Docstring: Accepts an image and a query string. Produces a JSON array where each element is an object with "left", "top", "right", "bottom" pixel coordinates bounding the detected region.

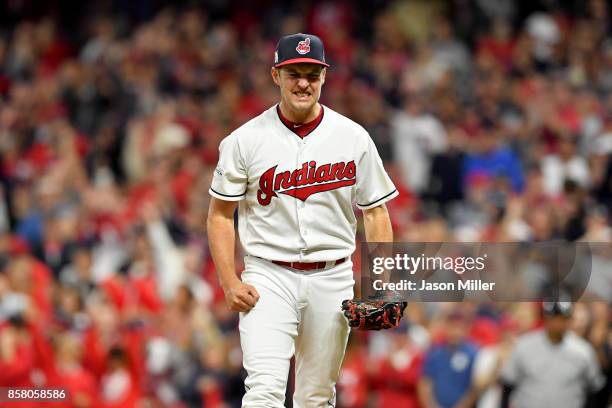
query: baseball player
[{"left": 207, "top": 33, "right": 401, "bottom": 407}]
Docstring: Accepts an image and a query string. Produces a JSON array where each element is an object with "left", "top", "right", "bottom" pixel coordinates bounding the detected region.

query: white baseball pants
[{"left": 239, "top": 255, "right": 354, "bottom": 408}]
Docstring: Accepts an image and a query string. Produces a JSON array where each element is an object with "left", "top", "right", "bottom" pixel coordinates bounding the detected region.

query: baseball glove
[{"left": 341, "top": 299, "right": 407, "bottom": 330}]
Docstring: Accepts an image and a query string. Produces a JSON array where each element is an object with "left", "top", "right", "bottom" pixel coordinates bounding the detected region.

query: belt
[{"left": 270, "top": 257, "right": 347, "bottom": 271}]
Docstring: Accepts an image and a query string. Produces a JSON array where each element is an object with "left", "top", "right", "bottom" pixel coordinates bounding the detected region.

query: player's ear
[
  {"left": 271, "top": 67, "right": 281, "bottom": 86},
  {"left": 320, "top": 67, "right": 326, "bottom": 85}
]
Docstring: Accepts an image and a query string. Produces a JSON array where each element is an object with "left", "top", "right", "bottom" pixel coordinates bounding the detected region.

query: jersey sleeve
[
  {"left": 500, "top": 342, "right": 522, "bottom": 385},
  {"left": 209, "top": 133, "right": 247, "bottom": 201},
  {"left": 355, "top": 135, "right": 398, "bottom": 210}
]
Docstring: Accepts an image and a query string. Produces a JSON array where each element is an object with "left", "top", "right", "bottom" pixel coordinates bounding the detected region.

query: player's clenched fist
[{"left": 224, "top": 282, "right": 260, "bottom": 312}]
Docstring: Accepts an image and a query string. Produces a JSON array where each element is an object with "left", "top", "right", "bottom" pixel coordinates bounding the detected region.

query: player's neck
[{"left": 278, "top": 102, "right": 321, "bottom": 124}]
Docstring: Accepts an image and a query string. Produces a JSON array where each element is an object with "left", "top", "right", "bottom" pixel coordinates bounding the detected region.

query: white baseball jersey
[{"left": 209, "top": 104, "right": 398, "bottom": 262}]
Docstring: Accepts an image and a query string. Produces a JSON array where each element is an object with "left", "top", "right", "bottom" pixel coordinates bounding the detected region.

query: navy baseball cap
[{"left": 273, "top": 33, "right": 330, "bottom": 68}]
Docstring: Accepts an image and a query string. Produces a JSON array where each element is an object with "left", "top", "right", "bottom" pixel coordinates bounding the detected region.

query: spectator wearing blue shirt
[
  {"left": 462, "top": 126, "right": 524, "bottom": 193},
  {"left": 418, "top": 310, "right": 479, "bottom": 408}
]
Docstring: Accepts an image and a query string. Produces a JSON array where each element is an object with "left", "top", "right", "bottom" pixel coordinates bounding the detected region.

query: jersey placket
[{"left": 296, "top": 137, "right": 309, "bottom": 260}]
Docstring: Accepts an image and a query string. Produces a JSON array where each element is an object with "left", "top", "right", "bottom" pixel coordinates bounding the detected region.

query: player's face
[
  {"left": 544, "top": 315, "right": 570, "bottom": 342},
  {"left": 272, "top": 63, "right": 326, "bottom": 118}
]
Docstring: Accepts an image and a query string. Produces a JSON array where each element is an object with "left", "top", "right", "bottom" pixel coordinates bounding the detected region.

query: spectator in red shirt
[
  {"left": 337, "top": 334, "right": 369, "bottom": 408},
  {"left": 0, "top": 316, "right": 36, "bottom": 387},
  {"left": 370, "top": 329, "right": 423, "bottom": 408},
  {"left": 100, "top": 347, "right": 141, "bottom": 408},
  {"left": 44, "top": 333, "right": 97, "bottom": 408}
]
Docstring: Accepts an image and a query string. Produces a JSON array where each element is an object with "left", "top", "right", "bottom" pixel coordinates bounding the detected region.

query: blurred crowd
[{"left": 0, "top": 0, "right": 611, "bottom": 407}]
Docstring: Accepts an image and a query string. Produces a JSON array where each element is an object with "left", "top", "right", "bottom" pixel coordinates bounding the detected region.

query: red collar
[{"left": 277, "top": 105, "right": 324, "bottom": 138}]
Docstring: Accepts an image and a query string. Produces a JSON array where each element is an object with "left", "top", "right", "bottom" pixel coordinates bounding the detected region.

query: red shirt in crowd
[{"left": 369, "top": 348, "right": 423, "bottom": 408}]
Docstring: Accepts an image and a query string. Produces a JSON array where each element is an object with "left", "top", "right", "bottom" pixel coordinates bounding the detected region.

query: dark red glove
[{"left": 341, "top": 300, "right": 407, "bottom": 330}]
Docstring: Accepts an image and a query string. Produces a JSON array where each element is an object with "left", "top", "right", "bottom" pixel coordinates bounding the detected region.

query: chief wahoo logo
[{"left": 296, "top": 37, "right": 311, "bottom": 54}]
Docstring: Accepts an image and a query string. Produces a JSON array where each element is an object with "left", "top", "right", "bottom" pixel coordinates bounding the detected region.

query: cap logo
[
  {"left": 274, "top": 50, "right": 279, "bottom": 63},
  {"left": 296, "top": 37, "right": 311, "bottom": 55}
]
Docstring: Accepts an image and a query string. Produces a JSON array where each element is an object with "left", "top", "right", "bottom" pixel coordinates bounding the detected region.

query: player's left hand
[{"left": 341, "top": 299, "right": 407, "bottom": 330}]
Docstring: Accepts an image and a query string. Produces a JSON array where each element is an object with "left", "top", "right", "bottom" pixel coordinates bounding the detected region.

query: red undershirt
[{"left": 277, "top": 104, "right": 324, "bottom": 138}]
